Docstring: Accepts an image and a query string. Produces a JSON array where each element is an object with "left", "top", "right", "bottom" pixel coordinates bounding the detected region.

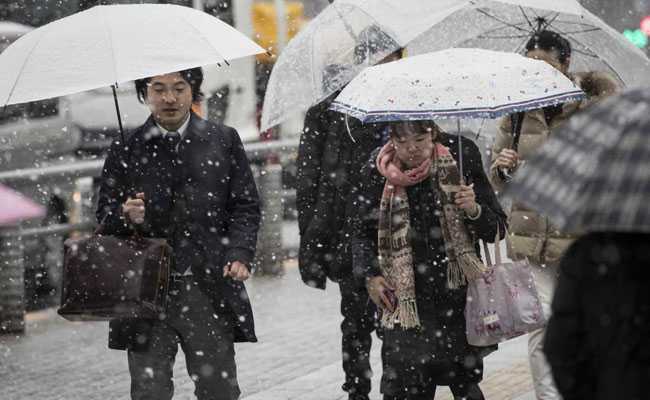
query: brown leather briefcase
[{"left": 58, "top": 234, "right": 171, "bottom": 321}]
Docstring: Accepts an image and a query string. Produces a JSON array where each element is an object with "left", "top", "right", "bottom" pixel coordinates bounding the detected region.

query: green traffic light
[{"left": 624, "top": 29, "right": 648, "bottom": 48}]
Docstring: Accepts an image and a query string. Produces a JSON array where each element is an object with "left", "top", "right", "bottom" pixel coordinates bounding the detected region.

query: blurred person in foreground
[
  {"left": 97, "top": 67, "right": 261, "bottom": 400},
  {"left": 352, "top": 120, "right": 507, "bottom": 400},
  {"left": 544, "top": 233, "right": 650, "bottom": 400},
  {"left": 489, "top": 30, "right": 620, "bottom": 400},
  {"left": 296, "top": 25, "right": 403, "bottom": 400}
]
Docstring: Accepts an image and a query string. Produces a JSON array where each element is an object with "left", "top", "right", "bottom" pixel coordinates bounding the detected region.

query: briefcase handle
[{"left": 95, "top": 210, "right": 145, "bottom": 238}]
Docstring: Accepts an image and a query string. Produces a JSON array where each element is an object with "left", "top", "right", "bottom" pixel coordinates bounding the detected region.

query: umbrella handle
[
  {"left": 457, "top": 119, "right": 463, "bottom": 183},
  {"left": 112, "top": 84, "right": 125, "bottom": 143}
]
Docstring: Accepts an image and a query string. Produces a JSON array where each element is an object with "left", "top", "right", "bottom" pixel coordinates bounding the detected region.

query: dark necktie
[{"left": 165, "top": 131, "right": 181, "bottom": 154}]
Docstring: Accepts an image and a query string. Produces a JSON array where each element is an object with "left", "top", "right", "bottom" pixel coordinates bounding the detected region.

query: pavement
[{"left": 0, "top": 222, "right": 538, "bottom": 400}]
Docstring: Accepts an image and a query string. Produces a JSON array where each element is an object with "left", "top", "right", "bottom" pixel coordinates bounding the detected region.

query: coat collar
[{"left": 140, "top": 112, "right": 210, "bottom": 143}]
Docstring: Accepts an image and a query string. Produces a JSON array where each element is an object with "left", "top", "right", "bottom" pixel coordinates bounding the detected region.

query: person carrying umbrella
[
  {"left": 352, "top": 120, "right": 507, "bottom": 400},
  {"left": 489, "top": 30, "right": 620, "bottom": 399},
  {"left": 296, "top": 25, "right": 403, "bottom": 400},
  {"left": 97, "top": 68, "right": 261, "bottom": 400}
]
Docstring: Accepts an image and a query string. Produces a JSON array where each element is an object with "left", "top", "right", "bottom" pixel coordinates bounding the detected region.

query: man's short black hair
[
  {"left": 525, "top": 30, "right": 572, "bottom": 65},
  {"left": 134, "top": 67, "right": 204, "bottom": 104}
]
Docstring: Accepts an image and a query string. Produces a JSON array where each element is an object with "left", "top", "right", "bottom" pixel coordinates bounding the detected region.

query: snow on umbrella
[
  {"left": 0, "top": 184, "right": 45, "bottom": 226},
  {"left": 503, "top": 88, "right": 650, "bottom": 233},
  {"left": 330, "top": 48, "right": 584, "bottom": 176},
  {"left": 331, "top": 48, "right": 583, "bottom": 122},
  {"left": 0, "top": 3, "right": 265, "bottom": 140},
  {"left": 408, "top": 0, "right": 650, "bottom": 89},
  {"left": 260, "top": 0, "right": 469, "bottom": 131}
]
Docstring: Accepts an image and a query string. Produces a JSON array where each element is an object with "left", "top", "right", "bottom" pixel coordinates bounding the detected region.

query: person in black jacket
[
  {"left": 96, "top": 68, "right": 261, "bottom": 400},
  {"left": 352, "top": 120, "right": 507, "bottom": 400},
  {"left": 296, "top": 47, "right": 402, "bottom": 399},
  {"left": 544, "top": 232, "right": 650, "bottom": 400}
]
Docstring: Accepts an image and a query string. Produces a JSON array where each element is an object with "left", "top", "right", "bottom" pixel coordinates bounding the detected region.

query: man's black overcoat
[{"left": 97, "top": 113, "right": 261, "bottom": 349}]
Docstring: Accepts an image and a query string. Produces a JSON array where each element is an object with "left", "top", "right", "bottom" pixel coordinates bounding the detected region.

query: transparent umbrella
[
  {"left": 408, "top": 0, "right": 650, "bottom": 88},
  {"left": 260, "top": 0, "right": 468, "bottom": 131}
]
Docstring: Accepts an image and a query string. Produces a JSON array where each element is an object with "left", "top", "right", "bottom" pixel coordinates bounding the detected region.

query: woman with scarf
[{"left": 351, "top": 120, "right": 507, "bottom": 400}]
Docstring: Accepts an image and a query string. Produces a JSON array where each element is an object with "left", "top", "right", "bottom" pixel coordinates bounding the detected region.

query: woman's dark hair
[
  {"left": 387, "top": 120, "right": 442, "bottom": 139},
  {"left": 134, "top": 67, "right": 204, "bottom": 104},
  {"left": 525, "top": 30, "right": 572, "bottom": 65}
]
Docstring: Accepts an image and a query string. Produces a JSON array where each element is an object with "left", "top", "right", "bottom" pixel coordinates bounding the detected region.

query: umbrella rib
[
  {"left": 478, "top": 34, "right": 533, "bottom": 39},
  {"left": 543, "top": 13, "right": 560, "bottom": 29},
  {"left": 331, "top": 2, "right": 359, "bottom": 41},
  {"left": 2, "top": 26, "right": 48, "bottom": 105},
  {"left": 561, "top": 33, "right": 627, "bottom": 85},
  {"left": 518, "top": 6, "right": 534, "bottom": 29},
  {"left": 477, "top": 21, "right": 530, "bottom": 36},
  {"left": 476, "top": 8, "right": 530, "bottom": 33},
  {"left": 552, "top": 20, "right": 601, "bottom": 29}
]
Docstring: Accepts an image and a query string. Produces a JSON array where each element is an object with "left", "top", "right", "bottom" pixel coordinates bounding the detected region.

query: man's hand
[
  {"left": 455, "top": 184, "right": 479, "bottom": 217},
  {"left": 366, "top": 276, "right": 396, "bottom": 312},
  {"left": 122, "top": 192, "right": 146, "bottom": 225},
  {"left": 493, "top": 149, "right": 519, "bottom": 171},
  {"left": 223, "top": 261, "right": 251, "bottom": 281}
]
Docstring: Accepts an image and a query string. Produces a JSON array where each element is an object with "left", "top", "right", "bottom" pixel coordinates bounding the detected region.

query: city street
[{"left": 1, "top": 229, "right": 536, "bottom": 400}]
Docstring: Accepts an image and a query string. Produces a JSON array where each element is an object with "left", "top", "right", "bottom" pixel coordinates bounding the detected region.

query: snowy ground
[{"left": 0, "top": 222, "right": 536, "bottom": 400}]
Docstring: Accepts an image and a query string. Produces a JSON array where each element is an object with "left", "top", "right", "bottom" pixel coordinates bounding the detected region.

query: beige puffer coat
[{"left": 490, "top": 71, "right": 620, "bottom": 266}]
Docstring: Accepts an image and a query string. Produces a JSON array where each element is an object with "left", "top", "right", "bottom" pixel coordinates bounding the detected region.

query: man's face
[
  {"left": 526, "top": 48, "right": 570, "bottom": 75},
  {"left": 391, "top": 129, "right": 435, "bottom": 169},
  {"left": 145, "top": 72, "right": 193, "bottom": 130}
]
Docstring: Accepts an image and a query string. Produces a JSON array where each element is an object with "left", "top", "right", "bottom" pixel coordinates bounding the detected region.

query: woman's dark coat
[
  {"left": 97, "top": 113, "right": 261, "bottom": 349},
  {"left": 544, "top": 233, "right": 650, "bottom": 400},
  {"left": 351, "top": 133, "right": 507, "bottom": 362}
]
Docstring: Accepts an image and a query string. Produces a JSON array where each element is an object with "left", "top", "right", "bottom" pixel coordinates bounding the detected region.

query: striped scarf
[{"left": 376, "top": 142, "right": 486, "bottom": 329}]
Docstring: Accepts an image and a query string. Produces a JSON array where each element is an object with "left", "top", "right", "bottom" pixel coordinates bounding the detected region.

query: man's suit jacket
[{"left": 97, "top": 112, "right": 261, "bottom": 349}]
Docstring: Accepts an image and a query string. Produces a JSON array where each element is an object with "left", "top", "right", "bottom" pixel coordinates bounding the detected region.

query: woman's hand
[
  {"left": 493, "top": 149, "right": 519, "bottom": 170},
  {"left": 455, "top": 184, "right": 480, "bottom": 218},
  {"left": 366, "top": 276, "right": 396, "bottom": 312}
]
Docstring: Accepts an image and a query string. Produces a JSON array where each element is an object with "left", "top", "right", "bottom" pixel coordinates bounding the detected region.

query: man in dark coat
[
  {"left": 97, "top": 67, "right": 261, "bottom": 400},
  {"left": 296, "top": 47, "right": 402, "bottom": 399},
  {"left": 544, "top": 233, "right": 650, "bottom": 400}
]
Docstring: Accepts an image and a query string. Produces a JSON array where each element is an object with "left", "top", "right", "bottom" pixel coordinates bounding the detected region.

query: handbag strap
[{"left": 483, "top": 224, "right": 506, "bottom": 268}]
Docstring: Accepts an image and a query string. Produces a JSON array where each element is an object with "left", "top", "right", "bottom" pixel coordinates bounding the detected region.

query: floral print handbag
[{"left": 465, "top": 229, "right": 546, "bottom": 346}]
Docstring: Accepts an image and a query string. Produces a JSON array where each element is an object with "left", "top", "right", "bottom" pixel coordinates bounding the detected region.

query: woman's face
[{"left": 391, "top": 128, "right": 435, "bottom": 169}]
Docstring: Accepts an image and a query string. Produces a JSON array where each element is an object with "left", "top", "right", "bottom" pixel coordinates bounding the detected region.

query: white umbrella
[
  {"left": 0, "top": 4, "right": 264, "bottom": 106},
  {"left": 407, "top": 0, "right": 650, "bottom": 89},
  {"left": 260, "top": 0, "right": 470, "bottom": 131},
  {"left": 330, "top": 48, "right": 584, "bottom": 175},
  {"left": 0, "top": 4, "right": 265, "bottom": 139}
]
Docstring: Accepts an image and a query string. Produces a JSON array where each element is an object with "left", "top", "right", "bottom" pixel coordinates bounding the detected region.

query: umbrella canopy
[
  {"left": 330, "top": 48, "right": 584, "bottom": 123},
  {"left": 0, "top": 184, "right": 45, "bottom": 226},
  {"left": 408, "top": 0, "right": 650, "bottom": 89},
  {"left": 0, "top": 4, "right": 265, "bottom": 106},
  {"left": 260, "top": 0, "right": 469, "bottom": 131},
  {"left": 503, "top": 88, "right": 650, "bottom": 233}
]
